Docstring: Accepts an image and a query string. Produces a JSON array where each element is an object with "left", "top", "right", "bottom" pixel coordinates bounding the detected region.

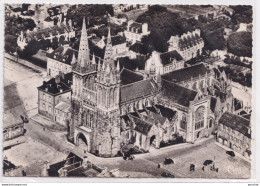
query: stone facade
[
  {"left": 168, "top": 29, "right": 204, "bottom": 61},
  {"left": 124, "top": 20, "right": 150, "bottom": 44},
  {"left": 217, "top": 112, "right": 251, "bottom": 159},
  {"left": 64, "top": 19, "right": 234, "bottom": 157}
]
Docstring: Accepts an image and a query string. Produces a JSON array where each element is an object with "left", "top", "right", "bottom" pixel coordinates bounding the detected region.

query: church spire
[
  {"left": 116, "top": 60, "right": 120, "bottom": 72},
  {"left": 77, "top": 17, "right": 90, "bottom": 67},
  {"left": 103, "top": 26, "right": 114, "bottom": 69},
  {"left": 92, "top": 53, "right": 96, "bottom": 65},
  {"left": 71, "top": 52, "right": 76, "bottom": 65}
]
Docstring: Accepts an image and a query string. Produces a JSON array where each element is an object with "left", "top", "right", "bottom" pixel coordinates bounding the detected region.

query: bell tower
[{"left": 95, "top": 26, "right": 121, "bottom": 157}]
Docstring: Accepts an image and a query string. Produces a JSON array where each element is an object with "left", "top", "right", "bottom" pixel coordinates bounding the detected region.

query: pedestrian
[
  {"left": 202, "top": 166, "right": 205, "bottom": 172},
  {"left": 216, "top": 168, "right": 219, "bottom": 172},
  {"left": 158, "top": 163, "right": 160, "bottom": 168},
  {"left": 43, "top": 127, "right": 45, "bottom": 131}
]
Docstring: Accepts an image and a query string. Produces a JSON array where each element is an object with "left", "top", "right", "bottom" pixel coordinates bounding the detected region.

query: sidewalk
[
  {"left": 215, "top": 141, "right": 251, "bottom": 163},
  {"left": 31, "top": 114, "right": 67, "bottom": 132},
  {"left": 3, "top": 135, "right": 26, "bottom": 149},
  {"left": 4, "top": 53, "right": 45, "bottom": 73}
]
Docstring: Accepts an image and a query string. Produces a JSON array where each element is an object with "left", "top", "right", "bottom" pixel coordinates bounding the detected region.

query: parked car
[
  {"left": 161, "top": 172, "right": 174, "bottom": 178},
  {"left": 226, "top": 150, "right": 235, "bottom": 157}
]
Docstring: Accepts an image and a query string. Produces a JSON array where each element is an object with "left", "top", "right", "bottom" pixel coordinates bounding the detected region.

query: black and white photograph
[{"left": 2, "top": 3, "right": 255, "bottom": 180}]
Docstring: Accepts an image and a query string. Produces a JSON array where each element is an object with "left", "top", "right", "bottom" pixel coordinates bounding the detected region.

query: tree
[
  {"left": 18, "top": 39, "right": 40, "bottom": 58},
  {"left": 227, "top": 31, "right": 252, "bottom": 57}
]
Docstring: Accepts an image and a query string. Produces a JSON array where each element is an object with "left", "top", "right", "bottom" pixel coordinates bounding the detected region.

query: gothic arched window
[
  {"left": 195, "top": 106, "right": 205, "bottom": 130},
  {"left": 180, "top": 114, "right": 187, "bottom": 130},
  {"left": 192, "top": 82, "right": 197, "bottom": 90}
]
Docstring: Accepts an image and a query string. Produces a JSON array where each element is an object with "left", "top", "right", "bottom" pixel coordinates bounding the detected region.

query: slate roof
[
  {"left": 129, "top": 42, "right": 147, "bottom": 55},
  {"left": 162, "top": 63, "right": 210, "bottom": 83},
  {"left": 129, "top": 22, "right": 143, "bottom": 33},
  {"left": 47, "top": 46, "right": 78, "bottom": 65},
  {"left": 26, "top": 24, "right": 73, "bottom": 41},
  {"left": 155, "top": 105, "right": 177, "bottom": 121},
  {"left": 3, "top": 160, "right": 16, "bottom": 172},
  {"left": 120, "top": 68, "right": 143, "bottom": 85},
  {"left": 120, "top": 78, "right": 158, "bottom": 103},
  {"left": 147, "top": 111, "right": 167, "bottom": 124},
  {"left": 159, "top": 79, "right": 197, "bottom": 107},
  {"left": 55, "top": 101, "right": 71, "bottom": 112},
  {"left": 178, "top": 33, "right": 204, "bottom": 51},
  {"left": 219, "top": 112, "right": 251, "bottom": 138},
  {"left": 38, "top": 72, "right": 72, "bottom": 95},
  {"left": 108, "top": 35, "right": 126, "bottom": 46},
  {"left": 160, "top": 50, "right": 183, "bottom": 65},
  {"left": 130, "top": 115, "right": 153, "bottom": 135}
]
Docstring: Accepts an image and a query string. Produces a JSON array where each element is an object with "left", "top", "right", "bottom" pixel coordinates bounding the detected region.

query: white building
[
  {"left": 46, "top": 45, "right": 77, "bottom": 77},
  {"left": 168, "top": 29, "right": 204, "bottom": 61},
  {"left": 145, "top": 50, "right": 185, "bottom": 76},
  {"left": 124, "top": 20, "right": 150, "bottom": 44}
]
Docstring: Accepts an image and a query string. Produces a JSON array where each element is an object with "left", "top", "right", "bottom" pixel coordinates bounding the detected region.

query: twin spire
[{"left": 75, "top": 17, "right": 118, "bottom": 74}]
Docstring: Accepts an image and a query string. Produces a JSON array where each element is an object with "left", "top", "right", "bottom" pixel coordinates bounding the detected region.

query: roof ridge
[
  {"left": 130, "top": 114, "right": 154, "bottom": 126},
  {"left": 162, "top": 79, "right": 198, "bottom": 94},
  {"left": 121, "top": 78, "right": 151, "bottom": 88},
  {"left": 224, "top": 111, "right": 250, "bottom": 122}
]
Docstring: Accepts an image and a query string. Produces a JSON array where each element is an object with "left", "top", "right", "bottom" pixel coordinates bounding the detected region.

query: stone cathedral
[{"left": 68, "top": 18, "right": 234, "bottom": 157}]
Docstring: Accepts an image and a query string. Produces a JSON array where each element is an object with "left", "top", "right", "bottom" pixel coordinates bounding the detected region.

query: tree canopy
[{"left": 227, "top": 31, "right": 252, "bottom": 57}]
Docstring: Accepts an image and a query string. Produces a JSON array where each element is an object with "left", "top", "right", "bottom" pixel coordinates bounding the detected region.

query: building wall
[
  {"left": 38, "top": 89, "right": 71, "bottom": 120},
  {"left": 38, "top": 90, "right": 55, "bottom": 120},
  {"left": 47, "top": 57, "right": 72, "bottom": 78},
  {"left": 54, "top": 109, "right": 69, "bottom": 126},
  {"left": 217, "top": 123, "right": 251, "bottom": 159},
  {"left": 3, "top": 123, "right": 24, "bottom": 141}
]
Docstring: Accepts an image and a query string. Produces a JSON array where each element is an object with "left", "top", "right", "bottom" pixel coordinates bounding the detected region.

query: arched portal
[
  {"left": 150, "top": 135, "right": 156, "bottom": 145},
  {"left": 76, "top": 133, "right": 88, "bottom": 151}
]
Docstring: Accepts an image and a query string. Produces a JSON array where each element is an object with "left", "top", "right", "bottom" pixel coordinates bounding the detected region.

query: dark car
[
  {"left": 161, "top": 172, "right": 174, "bottom": 178},
  {"left": 226, "top": 150, "right": 235, "bottom": 157}
]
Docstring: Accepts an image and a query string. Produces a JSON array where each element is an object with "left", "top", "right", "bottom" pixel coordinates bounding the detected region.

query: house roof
[
  {"left": 55, "top": 101, "right": 71, "bottom": 112},
  {"left": 178, "top": 33, "right": 204, "bottom": 51},
  {"left": 26, "top": 24, "right": 73, "bottom": 41},
  {"left": 147, "top": 111, "right": 167, "bottom": 124},
  {"left": 4, "top": 110, "right": 24, "bottom": 129},
  {"left": 160, "top": 50, "right": 183, "bottom": 65},
  {"left": 120, "top": 78, "right": 158, "bottom": 103},
  {"left": 120, "top": 68, "right": 143, "bottom": 85},
  {"left": 109, "top": 35, "right": 126, "bottom": 46},
  {"left": 129, "top": 42, "right": 147, "bottom": 55},
  {"left": 155, "top": 105, "right": 177, "bottom": 121},
  {"left": 219, "top": 112, "right": 251, "bottom": 138},
  {"left": 159, "top": 79, "right": 197, "bottom": 107},
  {"left": 129, "top": 22, "right": 143, "bottom": 33},
  {"left": 47, "top": 46, "right": 78, "bottom": 65},
  {"left": 162, "top": 63, "right": 210, "bottom": 83},
  {"left": 130, "top": 115, "right": 153, "bottom": 135},
  {"left": 38, "top": 72, "right": 72, "bottom": 95}
]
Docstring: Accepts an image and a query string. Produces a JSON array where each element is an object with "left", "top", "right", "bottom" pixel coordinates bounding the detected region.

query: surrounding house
[
  {"left": 217, "top": 112, "right": 251, "bottom": 159},
  {"left": 37, "top": 72, "right": 72, "bottom": 121},
  {"left": 3, "top": 111, "right": 25, "bottom": 141},
  {"left": 144, "top": 50, "right": 185, "bottom": 75},
  {"left": 46, "top": 45, "right": 77, "bottom": 77},
  {"left": 124, "top": 20, "right": 150, "bottom": 44},
  {"left": 91, "top": 35, "right": 128, "bottom": 56},
  {"left": 46, "top": 152, "right": 110, "bottom": 177},
  {"left": 17, "top": 21, "right": 75, "bottom": 50},
  {"left": 168, "top": 29, "right": 204, "bottom": 61}
]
